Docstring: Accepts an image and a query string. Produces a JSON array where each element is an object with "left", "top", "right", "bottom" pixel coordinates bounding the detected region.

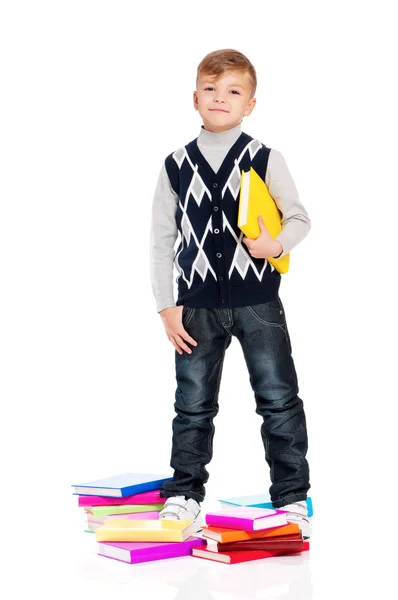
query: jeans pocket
[
  {"left": 182, "top": 306, "right": 195, "bottom": 328},
  {"left": 246, "top": 298, "right": 287, "bottom": 329}
]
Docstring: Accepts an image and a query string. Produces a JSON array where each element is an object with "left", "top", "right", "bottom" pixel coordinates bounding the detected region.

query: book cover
[
  {"left": 238, "top": 167, "right": 290, "bottom": 274},
  {"left": 218, "top": 493, "right": 313, "bottom": 517},
  {"left": 71, "top": 472, "right": 172, "bottom": 498},
  {"left": 95, "top": 518, "right": 201, "bottom": 543},
  {"left": 98, "top": 536, "right": 206, "bottom": 564},
  {"left": 191, "top": 541, "right": 310, "bottom": 564},
  {"left": 205, "top": 506, "right": 288, "bottom": 532},
  {"left": 78, "top": 489, "right": 164, "bottom": 507},
  {"left": 86, "top": 503, "right": 164, "bottom": 517},
  {"left": 206, "top": 535, "right": 304, "bottom": 553},
  {"left": 201, "top": 522, "right": 300, "bottom": 543}
]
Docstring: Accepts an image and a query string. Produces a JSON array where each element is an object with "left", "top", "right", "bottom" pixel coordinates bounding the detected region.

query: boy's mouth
[{"left": 209, "top": 109, "right": 229, "bottom": 113}]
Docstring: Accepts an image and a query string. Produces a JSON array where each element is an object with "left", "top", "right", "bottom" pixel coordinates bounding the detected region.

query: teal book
[{"left": 218, "top": 493, "right": 313, "bottom": 517}]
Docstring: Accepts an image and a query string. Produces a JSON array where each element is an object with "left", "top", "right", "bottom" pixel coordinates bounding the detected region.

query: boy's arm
[
  {"left": 266, "top": 149, "right": 311, "bottom": 258},
  {"left": 150, "top": 163, "right": 179, "bottom": 313}
]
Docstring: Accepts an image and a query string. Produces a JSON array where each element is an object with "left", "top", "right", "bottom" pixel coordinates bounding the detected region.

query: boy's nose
[{"left": 214, "top": 91, "right": 226, "bottom": 102}]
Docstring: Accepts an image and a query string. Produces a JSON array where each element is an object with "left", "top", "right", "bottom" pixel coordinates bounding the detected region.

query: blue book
[
  {"left": 72, "top": 472, "right": 173, "bottom": 498},
  {"left": 218, "top": 493, "right": 313, "bottom": 517}
]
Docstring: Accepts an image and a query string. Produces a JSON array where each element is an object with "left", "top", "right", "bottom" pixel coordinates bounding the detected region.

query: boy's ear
[
  {"left": 193, "top": 91, "right": 198, "bottom": 110},
  {"left": 244, "top": 97, "right": 256, "bottom": 116}
]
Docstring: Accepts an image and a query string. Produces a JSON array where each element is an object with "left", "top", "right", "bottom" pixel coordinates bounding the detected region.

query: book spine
[{"left": 99, "top": 539, "right": 205, "bottom": 564}]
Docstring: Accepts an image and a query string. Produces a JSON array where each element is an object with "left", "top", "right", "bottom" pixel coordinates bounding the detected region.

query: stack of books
[
  {"left": 72, "top": 473, "right": 312, "bottom": 565},
  {"left": 81, "top": 490, "right": 164, "bottom": 533},
  {"left": 72, "top": 472, "right": 170, "bottom": 533},
  {"left": 191, "top": 506, "right": 310, "bottom": 564},
  {"left": 71, "top": 472, "right": 205, "bottom": 564}
]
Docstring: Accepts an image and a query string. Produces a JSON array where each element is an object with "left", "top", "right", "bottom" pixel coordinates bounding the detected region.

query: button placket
[{"left": 211, "top": 178, "right": 227, "bottom": 305}]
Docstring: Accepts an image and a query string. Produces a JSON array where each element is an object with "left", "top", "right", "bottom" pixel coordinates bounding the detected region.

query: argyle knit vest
[{"left": 165, "top": 131, "right": 281, "bottom": 308}]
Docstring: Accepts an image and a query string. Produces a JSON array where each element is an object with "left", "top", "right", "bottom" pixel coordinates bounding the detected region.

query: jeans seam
[{"left": 207, "top": 335, "right": 230, "bottom": 455}]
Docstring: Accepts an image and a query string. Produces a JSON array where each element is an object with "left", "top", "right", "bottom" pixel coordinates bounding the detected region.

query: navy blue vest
[{"left": 165, "top": 131, "right": 281, "bottom": 308}]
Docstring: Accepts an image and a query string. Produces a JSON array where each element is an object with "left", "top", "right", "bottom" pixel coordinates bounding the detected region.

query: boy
[{"left": 149, "top": 49, "right": 311, "bottom": 537}]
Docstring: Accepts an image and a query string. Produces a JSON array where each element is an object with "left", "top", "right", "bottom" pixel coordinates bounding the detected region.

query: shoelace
[
  {"left": 284, "top": 502, "right": 309, "bottom": 523},
  {"left": 160, "top": 502, "right": 188, "bottom": 518}
]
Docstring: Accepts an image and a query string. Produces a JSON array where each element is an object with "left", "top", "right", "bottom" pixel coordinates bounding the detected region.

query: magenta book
[
  {"left": 205, "top": 506, "right": 288, "bottom": 532},
  {"left": 98, "top": 536, "right": 206, "bottom": 564},
  {"left": 78, "top": 489, "right": 164, "bottom": 507}
]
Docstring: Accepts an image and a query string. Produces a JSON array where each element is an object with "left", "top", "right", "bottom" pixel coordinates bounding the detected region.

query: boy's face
[{"left": 193, "top": 70, "right": 256, "bottom": 132}]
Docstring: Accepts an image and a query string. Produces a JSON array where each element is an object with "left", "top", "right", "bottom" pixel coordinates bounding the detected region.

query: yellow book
[
  {"left": 238, "top": 167, "right": 290, "bottom": 274},
  {"left": 95, "top": 518, "right": 200, "bottom": 543}
]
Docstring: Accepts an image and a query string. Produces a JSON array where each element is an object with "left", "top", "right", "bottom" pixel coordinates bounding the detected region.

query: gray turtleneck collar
[
  {"left": 197, "top": 123, "right": 242, "bottom": 149},
  {"left": 196, "top": 123, "right": 242, "bottom": 173}
]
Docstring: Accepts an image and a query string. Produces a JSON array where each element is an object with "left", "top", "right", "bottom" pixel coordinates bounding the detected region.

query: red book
[
  {"left": 191, "top": 541, "right": 310, "bottom": 564},
  {"left": 207, "top": 535, "right": 304, "bottom": 553}
]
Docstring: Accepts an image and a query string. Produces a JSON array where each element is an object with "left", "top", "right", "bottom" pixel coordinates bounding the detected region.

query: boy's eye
[{"left": 204, "top": 87, "right": 240, "bottom": 94}]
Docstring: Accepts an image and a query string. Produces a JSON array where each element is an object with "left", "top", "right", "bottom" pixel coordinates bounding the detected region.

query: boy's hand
[
  {"left": 243, "top": 215, "right": 283, "bottom": 258},
  {"left": 159, "top": 306, "right": 198, "bottom": 355}
]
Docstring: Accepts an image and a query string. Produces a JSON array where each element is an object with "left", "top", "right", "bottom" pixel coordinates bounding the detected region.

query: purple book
[{"left": 98, "top": 535, "right": 206, "bottom": 564}]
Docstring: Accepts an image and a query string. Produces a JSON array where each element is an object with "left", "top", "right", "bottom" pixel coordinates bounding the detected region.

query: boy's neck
[{"left": 198, "top": 122, "right": 242, "bottom": 147}]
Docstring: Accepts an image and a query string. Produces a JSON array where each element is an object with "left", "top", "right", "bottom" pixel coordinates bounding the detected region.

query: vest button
[
  {"left": 218, "top": 275, "right": 224, "bottom": 281},
  {"left": 213, "top": 182, "right": 219, "bottom": 189},
  {"left": 216, "top": 253, "right": 222, "bottom": 258},
  {"left": 214, "top": 228, "right": 219, "bottom": 234},
  {"left": 213, "top": 206, "right": 219, "bottom": 211}
]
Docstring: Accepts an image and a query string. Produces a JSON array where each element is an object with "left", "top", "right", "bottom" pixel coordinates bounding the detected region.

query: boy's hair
[{"left": 196, "top": 49, "right": 257, "bottom": 98}]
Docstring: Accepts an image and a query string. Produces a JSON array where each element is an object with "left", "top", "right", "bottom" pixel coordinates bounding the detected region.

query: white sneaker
[
  {"left": 279, "top": 500, "right": 310, "bottom": 539},
  {"left": 159, "top": 495, "right": 202, "bottom": 523}
]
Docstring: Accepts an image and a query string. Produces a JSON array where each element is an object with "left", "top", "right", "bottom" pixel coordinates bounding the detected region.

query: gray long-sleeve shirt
[{"left": 150, "top": 123, "right": 311, "bottom": 313}]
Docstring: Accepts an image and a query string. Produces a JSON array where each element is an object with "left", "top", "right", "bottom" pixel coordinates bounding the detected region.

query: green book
[{"left": 88, "top": 503, "right": 164, "bottom": 517}]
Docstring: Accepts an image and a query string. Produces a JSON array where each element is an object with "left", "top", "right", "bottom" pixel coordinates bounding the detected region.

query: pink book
[
  {"left": 205, "top": 506, "right": 288, "bottom": 532},
  {"left": 78, "top": 489, "right": 164, "bottom": 507},
  {"left": 98, "top": 536, "right": 206, "bottom": 564}
]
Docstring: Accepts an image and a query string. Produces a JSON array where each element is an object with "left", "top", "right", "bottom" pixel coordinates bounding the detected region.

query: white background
[{"left": 1, "top": 0, "right": 397, "bottom": 597}]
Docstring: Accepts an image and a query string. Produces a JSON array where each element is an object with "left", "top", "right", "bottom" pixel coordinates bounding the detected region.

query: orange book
[{"left": 201, "top": 522, "right": 300, "bottom": 543}]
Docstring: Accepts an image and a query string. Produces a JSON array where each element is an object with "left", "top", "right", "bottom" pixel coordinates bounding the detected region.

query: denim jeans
[{"left": 159, "top": 296, "right": 310, "bottom": 508}]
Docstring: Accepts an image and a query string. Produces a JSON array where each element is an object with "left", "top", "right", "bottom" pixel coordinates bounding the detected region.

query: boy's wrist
[
  {"left": 272, "top": 241, "right": 283, "bottom": 258},
  {"left": 159, "top": 305, "right": 178, "bottom": 317}
]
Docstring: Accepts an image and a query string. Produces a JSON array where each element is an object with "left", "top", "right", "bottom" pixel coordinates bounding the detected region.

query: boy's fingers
[
  {"left": 174, "top": 334, "right": 193, "bottom": 354},
  {"left": 180, "top": 330, "right": 198, "bottom": 346}
]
